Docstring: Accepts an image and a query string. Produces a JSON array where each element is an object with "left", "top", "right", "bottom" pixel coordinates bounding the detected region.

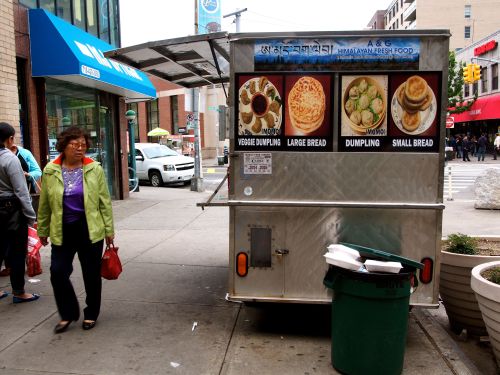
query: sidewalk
[{"left": 0, "top": 185, "right": 498, "bottom": 374}]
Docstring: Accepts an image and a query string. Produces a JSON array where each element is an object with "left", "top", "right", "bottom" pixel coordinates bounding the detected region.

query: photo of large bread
[
  {"left": 288, "top": 76, "right": 326, "bottom": 134},
  {"left": 392, "top": 75, "right": 436, "bottom": 135}
]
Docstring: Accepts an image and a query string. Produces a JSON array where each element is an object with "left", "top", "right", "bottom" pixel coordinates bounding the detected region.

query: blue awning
[{"left": 28, "top": 9, "right": 156, "bottom": 101}]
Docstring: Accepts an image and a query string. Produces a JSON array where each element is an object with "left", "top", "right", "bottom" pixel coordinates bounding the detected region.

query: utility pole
[
  {"left": 223, "top": 8, "right": 247, "bottom": 32},
  {"left": 190, "top": 88, "right": 203, "bottom": 192}
]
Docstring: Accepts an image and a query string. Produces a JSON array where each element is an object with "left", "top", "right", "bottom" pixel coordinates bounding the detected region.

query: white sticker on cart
[{"left": 244, "top": 153, "right": 272, "bottom": 175}]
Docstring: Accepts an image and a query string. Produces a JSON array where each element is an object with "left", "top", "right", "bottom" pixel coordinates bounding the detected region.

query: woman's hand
[
  {"left": 40, "top": 237, "right": 49, "bottom": 246},
  {"left": 105, "top": 235, "right": 115, "bottom": 246}
]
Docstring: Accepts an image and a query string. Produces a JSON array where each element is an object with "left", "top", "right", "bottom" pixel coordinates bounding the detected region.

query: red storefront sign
[
  {"left": 474, "top": 40, "right": 498, "bottom": 56},
  {"left": 452, "top": 93, "right": 500, "bottom": 123}
]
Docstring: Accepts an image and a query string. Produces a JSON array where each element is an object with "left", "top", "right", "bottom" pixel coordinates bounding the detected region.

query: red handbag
[
  {"left": 26, "top": 226, "right": 43, "bottom": 277},
  {"left": 101, "top": 244, "right": 122, "bottom": 280}
]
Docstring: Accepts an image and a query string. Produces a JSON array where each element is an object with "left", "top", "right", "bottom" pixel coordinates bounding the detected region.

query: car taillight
[
  {"left": 236, "top": 252, "right": 248, "bottom": 277},
  {"left": 419, "top": 258, "right": 433, "bottom": 284}
]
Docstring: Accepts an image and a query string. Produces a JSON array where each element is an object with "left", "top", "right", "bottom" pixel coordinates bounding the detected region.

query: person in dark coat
[
  {"left": 477, "top": 133, "right": 488, "bottom": 162},
  {"left": 462, "top": 136, "right": 471, "bottom": 161}
]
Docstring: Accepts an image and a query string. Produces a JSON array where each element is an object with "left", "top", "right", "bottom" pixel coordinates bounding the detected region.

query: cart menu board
[
  {"left": 338, "top": 72, "right": 441, "bottom": 152},
  {"left": 235, "top": 71, "right": 441, "bottom": 153},
  {"left": 236, "top": 73, "right": 333, "bottom": 152}
]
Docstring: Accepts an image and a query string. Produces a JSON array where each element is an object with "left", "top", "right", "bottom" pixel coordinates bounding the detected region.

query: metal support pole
[
  {"left": 128, "top": 119, "right": 139, "bottom": 192},
  {"left": 447, "top": 165, "right": 453, "bottom": 201},
  {"left": 191, "top": 88, "right": 203, "bottom": 192}
]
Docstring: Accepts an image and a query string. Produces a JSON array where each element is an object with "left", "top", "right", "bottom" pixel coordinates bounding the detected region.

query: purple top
[{"left": 62, "top": 167, "right": 85, "bottom": 223}]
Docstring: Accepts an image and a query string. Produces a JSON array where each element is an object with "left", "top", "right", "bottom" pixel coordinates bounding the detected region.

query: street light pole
[
  {"left": 190, "top": 88, "right": 203, "bottom": 192},
  {"left": 125, "top": 109, "right": 139, "bottom": 192}
]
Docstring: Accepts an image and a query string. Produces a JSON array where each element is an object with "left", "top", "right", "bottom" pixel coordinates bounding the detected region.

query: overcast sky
[{"left": 120, "top": 0, "right": 391, "bottom": 47}]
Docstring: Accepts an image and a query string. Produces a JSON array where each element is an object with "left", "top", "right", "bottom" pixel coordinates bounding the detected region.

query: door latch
[{"left": 274, "top": 249, "right": 289, "bottom": 256}]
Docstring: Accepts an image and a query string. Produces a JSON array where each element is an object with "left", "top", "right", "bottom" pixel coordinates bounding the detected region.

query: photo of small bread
[
  {"left": 392, "top": 75, "right": 436, "bottom": 134},
  {"left": 288, "top": 76, "right": 326, "bottom": 134}
]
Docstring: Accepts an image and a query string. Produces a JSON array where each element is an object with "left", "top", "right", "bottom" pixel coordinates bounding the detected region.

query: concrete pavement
[{"left": 0, "top": 173, "right": 498, "bottom": 374}]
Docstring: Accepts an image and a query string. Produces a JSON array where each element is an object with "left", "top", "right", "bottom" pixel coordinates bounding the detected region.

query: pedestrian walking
[
  {"left": 0, "top": 140, "right": 43, "bottom": 276},
  {"left": 470, "top": 136, "right": 477, "bottom": 157},
  {"left": 462, "top": 136, "right": 471, "bottom": 161},
  {"left": 477, "top": 133, "right": 488, "bottom": 162},
  {"left": 494, "top": 133, "right": 500, "bottom": 160},
  {"left": 0, "top": 122, "right": 39, "bottom": 303},
  {"left": 37, "top": 126, "right": 115, "bottom": 333}
]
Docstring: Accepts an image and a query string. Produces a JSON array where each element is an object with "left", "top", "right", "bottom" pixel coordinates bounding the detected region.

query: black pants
[
  {"left": 0, "top": 198, "right": 28, "bottom": 295},
  {"left": 50, "top": 219, "right": 103, "bottom": 322}
]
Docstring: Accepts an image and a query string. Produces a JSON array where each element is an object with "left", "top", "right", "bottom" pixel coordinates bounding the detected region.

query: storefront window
[
  {"left": 147, "top": 99, "right": 159, "bottom": 141},
  {"left": 99, "top": 0, "right": 110, "bottom": 44},
  {"left": 492, "top": 64, "right": 498, "bottom": 91},
  {"left": 472, "top": 81, "right": 478, "bottom": 96},
  {"left": 481, "top": 67, "right": 488, "bottom": 93},
  {"left": 20, "top": 0, "right": 37, "bottom": 8},
  {"left": 56, "top": 0, "right": 72, "bottom": 22},
  {"left": 72, "top": 0, "right": 86, "bottom": 30},
  {"left": 39, "top": 0, "right": 55, "bottom": 13},
  {"left": 86, "top": 0, "right": 98, "bottom": 37},
  {"left": 109, "top": 0, "right": 120, "bottom": 46},
  {"left": 45, "top": 78, "right": 117, "bottom": 197}
]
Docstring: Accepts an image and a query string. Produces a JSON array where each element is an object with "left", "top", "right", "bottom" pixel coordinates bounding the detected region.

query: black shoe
[
  {"left": 82, "top": 320, "right": 96, "bottom": 330},
  {"left": 54, "top": 320, "right": 73, "bottom": 334}
]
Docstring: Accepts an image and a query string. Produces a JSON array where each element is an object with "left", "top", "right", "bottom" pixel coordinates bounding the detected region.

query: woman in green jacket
[{"left": 37, "top": 126, "right": 115, "bottom": 334}]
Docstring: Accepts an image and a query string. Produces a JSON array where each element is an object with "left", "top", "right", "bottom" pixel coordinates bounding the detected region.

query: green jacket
[{"left": 37, "top": 155, "right": 114, "bottom": 245}]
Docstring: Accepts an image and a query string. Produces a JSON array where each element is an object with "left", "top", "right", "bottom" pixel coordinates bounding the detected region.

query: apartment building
[{"left": 383, "top": 0, "right": 500, "bottom": 51}]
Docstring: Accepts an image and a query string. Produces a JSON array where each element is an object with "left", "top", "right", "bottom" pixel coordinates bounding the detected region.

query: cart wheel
[{"left": 149, "top": 171, "right": 163, "bottom": 187}]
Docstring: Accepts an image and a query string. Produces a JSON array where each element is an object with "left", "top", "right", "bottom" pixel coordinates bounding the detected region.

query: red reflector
[
  {"left": 419, "top": 258, "right": 433, "bottom": 284},
  {"left": 236, "top": 252, "right": 248, "bottom": 277}
]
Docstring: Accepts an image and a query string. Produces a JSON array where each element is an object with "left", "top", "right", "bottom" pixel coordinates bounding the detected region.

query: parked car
[{"left": 134, "top": 143, "right": 194, "bottom": 187}]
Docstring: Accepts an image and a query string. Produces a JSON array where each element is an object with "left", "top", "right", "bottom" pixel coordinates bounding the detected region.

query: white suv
[{"left": 134, "top": 143, "right": 194, "bottom": 187}]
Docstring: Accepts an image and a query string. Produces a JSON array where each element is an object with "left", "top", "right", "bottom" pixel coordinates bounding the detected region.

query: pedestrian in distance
[
  {"left": 494, "top": 133, "right": 500, "bottom": 160},
  {"left": 455, "top": 135, "right": 463, "bottom": 159},
  {"left": 470, "top": 135, "right": 477, "bottom": 157},
  {"left": 37, "top": 126, "right": 115, "bottom": 334},
  {"left": 0, "top": 122, "right": 39, "bottom": 303},
  {"left": 477, "top": 133, "right": 488, "bottom": 162},
  {"left": 0, "top": 139, "right": 43, "bottom": 276},
  {"left": 462, "top": 136, "right": 471, "bottom": 161}
]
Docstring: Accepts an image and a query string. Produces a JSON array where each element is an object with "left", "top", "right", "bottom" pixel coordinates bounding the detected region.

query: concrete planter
[
  {"left": 471, "top": 261, "right": 500, "bottom": 367},
  {"left": 439, "top": 250, "right": 500, "bottom": 336}
]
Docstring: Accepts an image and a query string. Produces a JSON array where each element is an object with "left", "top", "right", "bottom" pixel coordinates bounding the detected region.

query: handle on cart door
[{"left": 274, "top": 249, "right": 289, "bottom": 256}]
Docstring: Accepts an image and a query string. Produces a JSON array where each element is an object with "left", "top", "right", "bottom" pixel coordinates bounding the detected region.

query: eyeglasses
[{"left": 68, "top": 142, "right": 87, "bottom": 149}]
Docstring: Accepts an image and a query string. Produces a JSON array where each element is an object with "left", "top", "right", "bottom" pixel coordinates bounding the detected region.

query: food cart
[{"left": 107, "top": 30, "right": 450, "bottom": 306}]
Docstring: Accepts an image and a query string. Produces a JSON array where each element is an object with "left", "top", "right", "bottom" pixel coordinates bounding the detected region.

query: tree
[{"left": 448, "top": 51, "right": 477, "bottom": 114}]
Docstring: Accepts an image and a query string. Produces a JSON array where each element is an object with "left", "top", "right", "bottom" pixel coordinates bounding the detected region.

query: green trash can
[{"left": 323, "top": 243, "right": 423, "bottom": 375}]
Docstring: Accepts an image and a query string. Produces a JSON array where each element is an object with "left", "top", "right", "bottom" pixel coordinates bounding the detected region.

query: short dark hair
[
  {"left": 55, "top": 126, "right": 91, "bottom": 152},
  {"left": 0, "top": 122, "right": 15, "bottom": 144}
]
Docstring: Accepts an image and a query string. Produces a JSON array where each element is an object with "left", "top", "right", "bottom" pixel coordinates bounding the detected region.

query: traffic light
[
  {"left": 473, "top": 63, "right": 481, "bottom": 82},
  {"left": 463, "top": 64, "right": 473, "bottom": 84}
]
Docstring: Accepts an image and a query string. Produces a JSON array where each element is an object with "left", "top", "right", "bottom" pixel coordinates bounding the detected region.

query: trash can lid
[{"left": 340, "top": 242, "right": 424, "bottom": 270}]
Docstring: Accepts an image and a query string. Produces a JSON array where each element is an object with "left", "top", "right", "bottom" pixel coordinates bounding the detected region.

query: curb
[{"left": 412, "top": 308, "right": 482, "bottom": 375}]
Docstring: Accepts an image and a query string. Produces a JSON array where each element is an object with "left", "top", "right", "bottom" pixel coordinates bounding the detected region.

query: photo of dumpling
[{"left": 342, "top": 76, "right": 387, "bottom": 135}]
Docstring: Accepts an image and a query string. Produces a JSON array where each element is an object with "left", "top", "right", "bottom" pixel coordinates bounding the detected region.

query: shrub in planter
[
  {"left": 439, "top": 234, "right": 500, "bottom": 336},
  {"left": 471, "top": 261, "right": 500, "bottom": 367}
]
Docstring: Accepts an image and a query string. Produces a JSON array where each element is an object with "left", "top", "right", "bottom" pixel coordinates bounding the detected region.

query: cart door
[{"left": 233, "top": 210, "right": 286, "bottom": 298}]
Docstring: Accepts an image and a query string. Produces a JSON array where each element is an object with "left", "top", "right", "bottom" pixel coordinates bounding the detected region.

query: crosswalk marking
[{"left": 443, "top": 164, "right": 500, "bottom": 199}]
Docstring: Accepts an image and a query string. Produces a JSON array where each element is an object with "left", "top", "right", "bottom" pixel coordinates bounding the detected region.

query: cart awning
[
  {"left": 452, "top": 93, "right": 500, "bottom": 123},
  {"left": 28, "top": 9, "right": 156, "bottom": 101},
  {"left": 103, "top": 32, "right": 230, "bottom": 90}
]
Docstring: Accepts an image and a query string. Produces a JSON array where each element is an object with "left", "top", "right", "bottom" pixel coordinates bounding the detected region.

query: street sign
[
  {"left": 178, "top": 128, "right": 186, "bottom": 133},
  {"left": 187, "top": 113, "right": 194, "bottom": 122},
  {"left": 446, "top": 116, "right": 454, "bottom": 129}
]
